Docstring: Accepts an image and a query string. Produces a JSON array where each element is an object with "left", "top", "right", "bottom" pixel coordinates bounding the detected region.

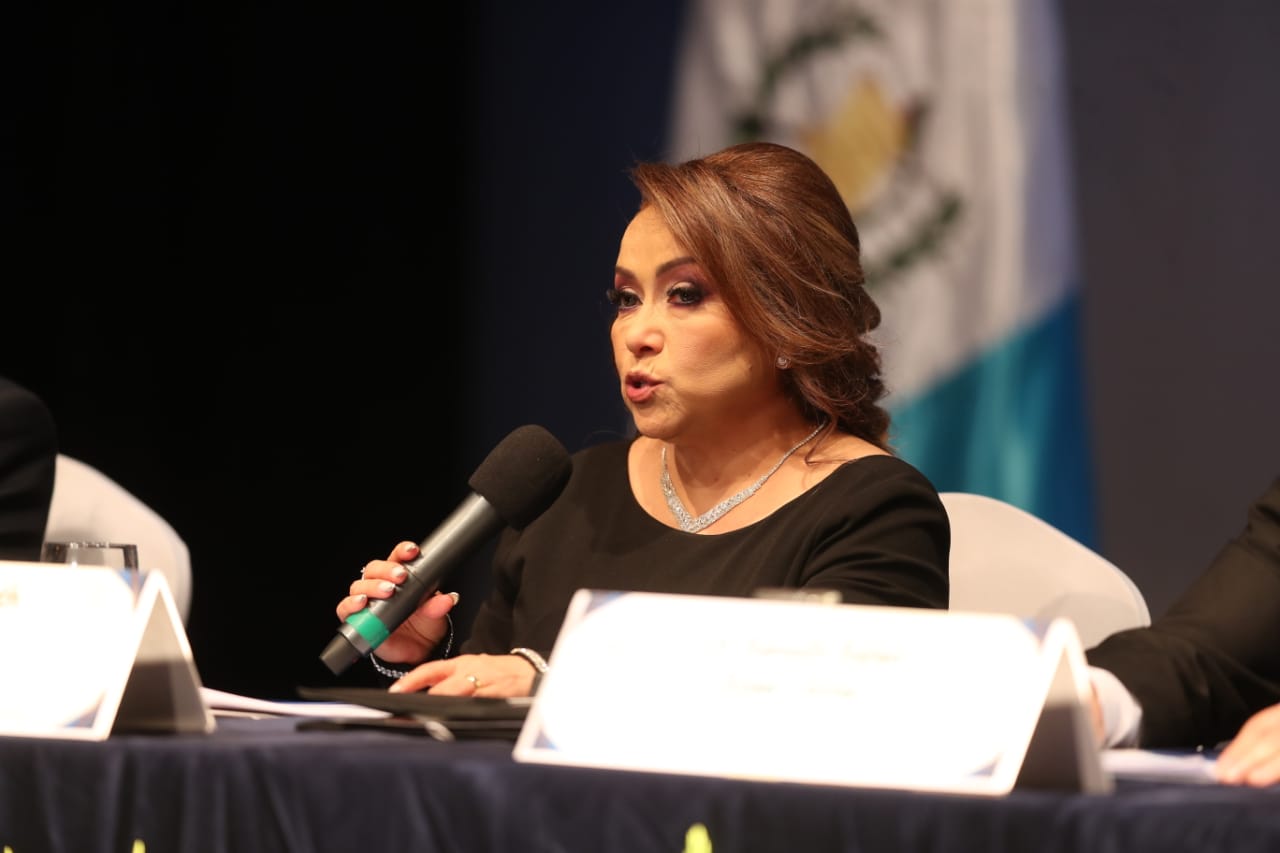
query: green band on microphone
[{"left": 346, "top": 610, "right": 390, "bottom": 647}]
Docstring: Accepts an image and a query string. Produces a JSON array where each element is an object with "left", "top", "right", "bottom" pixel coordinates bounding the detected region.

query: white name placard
[
  {"left": 514, "top": 590, "right": 1109, "bottom": 796},
  {"left": 0, "top": 560, "right": 213, "bottom": 740}
]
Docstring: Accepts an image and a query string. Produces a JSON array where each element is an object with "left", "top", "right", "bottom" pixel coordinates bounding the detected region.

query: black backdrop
[{"left": 7, "top": 5, "right": 474, "bottom": 696}]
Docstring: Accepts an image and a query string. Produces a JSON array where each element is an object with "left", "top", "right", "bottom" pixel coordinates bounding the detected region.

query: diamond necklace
[{"left": 661, "top": 422, "right": 825, "bottom": 533}]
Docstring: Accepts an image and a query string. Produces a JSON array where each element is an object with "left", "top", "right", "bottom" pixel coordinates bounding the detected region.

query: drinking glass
[{"left": 40, "top": 541, "right": 142, "bottom": 594}]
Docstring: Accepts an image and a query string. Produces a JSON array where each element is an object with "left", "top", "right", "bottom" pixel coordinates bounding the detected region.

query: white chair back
[
  {"left": 941, "top": 492, "right": 1150, "bottom": 648},
  {"left": 42, "top": 454, "right": 192, "bottom": 624}
]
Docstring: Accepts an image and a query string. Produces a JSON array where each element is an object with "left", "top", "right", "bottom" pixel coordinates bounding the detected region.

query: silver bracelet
[
  {"left": 369, "top": 655, "right": 412, "bottom": 680},
  {"left": 510, "top": 646, "right": 549, "bottom": 674},
  {"left": 369, "top": 613, "right": 454, "bottom": 680}
]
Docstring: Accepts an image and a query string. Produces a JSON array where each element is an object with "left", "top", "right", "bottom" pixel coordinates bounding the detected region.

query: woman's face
[{"left": 610, "top": 206, "right": 778, "bottom": 441}]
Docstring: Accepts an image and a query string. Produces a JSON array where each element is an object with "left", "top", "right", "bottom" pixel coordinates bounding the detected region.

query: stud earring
[{"left": 775, "top": 355, "right": 791, "bottom": 369}]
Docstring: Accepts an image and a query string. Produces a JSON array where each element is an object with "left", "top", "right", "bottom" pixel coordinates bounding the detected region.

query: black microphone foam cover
[{"left": 467, "top": 424, "right": 572, "bottom": 529}]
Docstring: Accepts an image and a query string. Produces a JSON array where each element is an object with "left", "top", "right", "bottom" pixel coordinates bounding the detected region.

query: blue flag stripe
[{"left": 888, "top": 294, "right": 1097, "bottom": 547}]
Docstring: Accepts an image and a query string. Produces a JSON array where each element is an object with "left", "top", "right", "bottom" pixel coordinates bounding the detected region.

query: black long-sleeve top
[
  {"left": 1087, "top": 476, "right": 1280, "bottom": 748},
  {"left": 461, "top": 439, "right": 950, "bottom": 658}
]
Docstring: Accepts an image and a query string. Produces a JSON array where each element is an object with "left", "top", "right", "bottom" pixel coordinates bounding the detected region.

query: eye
[
  {"left": 605, "top": 288, "right": 641, "bottom": 310},
  {"left": 667, "top": 282, "right": 705, "bottom": 306}
]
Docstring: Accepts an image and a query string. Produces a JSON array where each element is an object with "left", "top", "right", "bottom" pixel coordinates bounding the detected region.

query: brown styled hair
[{"left": 629, "top": 141, "right": 890, "bottom": 450}]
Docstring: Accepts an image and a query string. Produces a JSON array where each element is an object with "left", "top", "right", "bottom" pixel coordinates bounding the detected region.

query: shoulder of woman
[
  {"left": 814, "top": 449, "right": 940, "bottom": 497},
  {"left": 808, "top": 432, "right": 892, "bottom": 467}
]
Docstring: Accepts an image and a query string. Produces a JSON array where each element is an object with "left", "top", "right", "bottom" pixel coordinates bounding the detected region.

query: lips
[{"left": 624, "top": 371, "right": 661, "bottom": 403}]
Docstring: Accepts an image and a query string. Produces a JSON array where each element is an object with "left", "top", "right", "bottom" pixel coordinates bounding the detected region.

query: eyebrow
[{"left": 615, "top": 256, "right": 698, "bottom": 281}]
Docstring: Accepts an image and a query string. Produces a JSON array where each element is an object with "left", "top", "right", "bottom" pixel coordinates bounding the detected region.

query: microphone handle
[{"left": 319, "top": 493, "right": 501, "bottom": 675}]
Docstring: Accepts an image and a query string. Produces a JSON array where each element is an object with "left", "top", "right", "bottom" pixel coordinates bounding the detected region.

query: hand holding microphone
[
  {"left": 337, "top": 541, "right": 460, "bottom": 671},
  {"left": 321, "top": 424, "right": 572, "bottom": 676}
]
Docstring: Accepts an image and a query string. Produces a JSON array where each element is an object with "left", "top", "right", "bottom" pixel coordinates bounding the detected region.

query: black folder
[{"left": 295, "top": 686, "right": 531, "bottom": 741}]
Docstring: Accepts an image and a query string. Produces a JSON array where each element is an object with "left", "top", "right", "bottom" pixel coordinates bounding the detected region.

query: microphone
[{"left": 319, "top": 424, "right": 572, "bottom": 676}]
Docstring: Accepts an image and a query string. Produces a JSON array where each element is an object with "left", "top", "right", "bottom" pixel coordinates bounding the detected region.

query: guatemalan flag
[{"left": 667, "top": 0, "right": 1096, "bottom": 545}]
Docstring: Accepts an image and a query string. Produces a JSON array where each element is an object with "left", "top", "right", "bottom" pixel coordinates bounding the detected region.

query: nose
[{"left": 618, "top": 305, "right": 663, "bottom": 357}]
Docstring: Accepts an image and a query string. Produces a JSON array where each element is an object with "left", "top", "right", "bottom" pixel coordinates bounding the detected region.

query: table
[{"left": 2, "top": 717, "right": 1278, "bottom": 853}]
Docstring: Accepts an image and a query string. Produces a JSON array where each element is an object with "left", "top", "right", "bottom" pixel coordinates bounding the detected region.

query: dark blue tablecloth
[{"left": 1, "top": 716, "right": 1278, "bottom": 853}]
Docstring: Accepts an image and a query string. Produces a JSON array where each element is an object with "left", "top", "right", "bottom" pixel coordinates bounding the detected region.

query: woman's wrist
[
  {"left": 510, "top": 647, "right": 550, "bottom": 695},
  {"left": 369, "top": 613, "right": 455, "bottom": 681},
  {"left": 510, "top": 647, "right": 550, "bottom": 674},
  {"left": 369, "top": 655, "right": 413, "bottom": 680}
]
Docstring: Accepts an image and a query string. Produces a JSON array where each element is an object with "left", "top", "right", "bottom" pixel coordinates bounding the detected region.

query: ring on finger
[{"left": 465, "top": 674, "right": 481, "bottom": 689}]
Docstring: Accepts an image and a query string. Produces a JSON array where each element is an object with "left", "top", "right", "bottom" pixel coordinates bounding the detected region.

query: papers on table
[
  {"left": 200, "top": 687, "right": 390, "bottom": 720},
  {"left": 1102, "top": 748, "right": 1219, "bottom": 784}
]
